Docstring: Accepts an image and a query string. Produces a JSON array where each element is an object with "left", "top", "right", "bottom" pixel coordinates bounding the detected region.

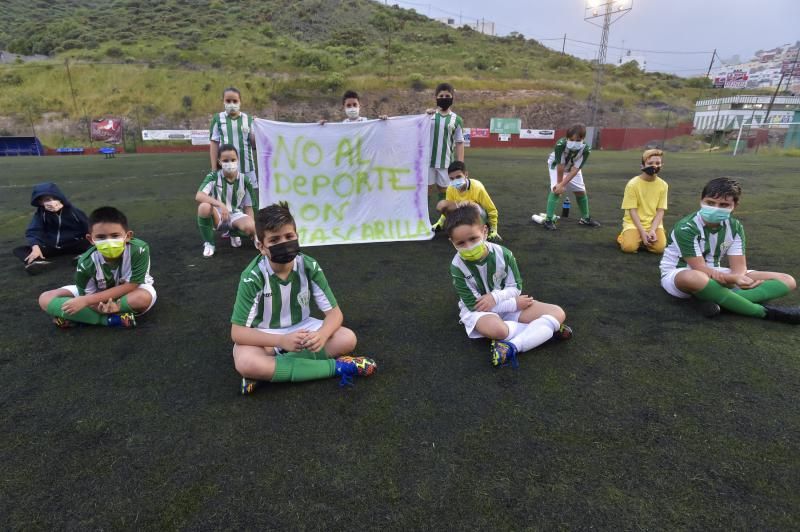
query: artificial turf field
[{"left": 1, "top": 148, "right": 799, "bottom": 529}]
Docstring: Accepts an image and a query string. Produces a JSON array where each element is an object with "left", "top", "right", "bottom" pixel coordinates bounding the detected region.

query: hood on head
[{"left": 31, "top": 182, "right": 70, "bottom": 207}]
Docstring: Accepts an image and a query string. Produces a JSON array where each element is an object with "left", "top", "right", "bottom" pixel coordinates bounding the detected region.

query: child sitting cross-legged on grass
[
  {"left": 446, "top": 202, "right": 572, "bottom": 367},
  {"left": 231, "top": 202, "right": 377, "bottom": 394}
]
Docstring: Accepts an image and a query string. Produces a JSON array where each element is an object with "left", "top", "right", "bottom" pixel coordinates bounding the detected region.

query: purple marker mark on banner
[
  {"left": 413, "top": 118, "right": 425, "bottom": 219},
  {"left": 260, "top": 134, "right": 273, "bottom": 189}
]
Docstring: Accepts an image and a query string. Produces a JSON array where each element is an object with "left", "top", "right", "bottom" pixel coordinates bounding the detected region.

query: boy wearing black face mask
[
  {"left": 426, "top": 83, "right": 465, "bottom": 206},
  {"left": 230, "top": 202, "right": 377, "bottom": 394},
  {"left": 617, "top": 149, "right": 668, "bottom": 253}
]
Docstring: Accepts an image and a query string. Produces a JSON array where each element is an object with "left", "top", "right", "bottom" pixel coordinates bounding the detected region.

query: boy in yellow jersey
[
  {"left": 617, "top": 149, "right": 668, "bottom": 253},
  {"left": 432, "top": 161, "right": 501, "bottom": 240}
]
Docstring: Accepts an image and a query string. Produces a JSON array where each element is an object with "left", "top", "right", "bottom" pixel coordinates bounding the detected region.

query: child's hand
[
  {"left": 473, "top": 293, "right": 496, "bottom": 312},
  {"left": 61, "top": 296, "right": 89, "bottom": 315},
  {"left": 25, "top": 245, "right": 45, "bottom": 264},
  {"left": 425, "top": 108, "right": 436, "bottom": 115},
  {"left": 318, "top": 119, "right": 327, "bottom": 125},
  {"left": 379, "top": 115, "right": 389, "bottom": 120},
  {"left": 552, "top": 183, "right": 566, "bottom": 195},
  {"left": 734, "top": 274, "right": 762, "bottom": 290},
  {"left": 301, "top": 331, "right": 328, "bottom": 353},
  {"left": 709, "top": 269, "right": 729, "bottom": 285},
  {"left": 645, "top": 229, "right": 658, "bottom": 243},
  {"left": 515, "top": 295, "right": 534, "bottom": 310},
  {"left": 281, "top": 330, "right": 309, "bottom": 352},
  {"left": 218, "top": 205, "right": 231, "bottom": 222},
  {"left": 97, "top": 298, "right": 121, "bottom": 314}
]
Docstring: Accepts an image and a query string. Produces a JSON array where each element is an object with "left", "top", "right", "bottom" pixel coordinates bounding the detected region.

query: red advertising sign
[
  {"left": 470, "top": 128, "right": 490, "bottom": 138},
  {"left": 91, "top": 118, "right": 123, "bottom": 144}
]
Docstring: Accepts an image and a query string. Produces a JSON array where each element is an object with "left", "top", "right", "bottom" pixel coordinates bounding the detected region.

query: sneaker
[
  {"left": 230, "top": 236, "right": 242, "bottom": 248},
  {"left": 578, "top": 217, "right": 601, "bottom": 227},
  {"left": 203, "top": 242, "right": 215, "bottom": 258},
  {"left": 542, "top": 220, "right": 557, "bottom": 231},
  {"left": 334, "top": 355, "right": 378, "bottom": 387},
  {"left": 553, "top": 323, "right": 573, "bottom": 340},
  {"left": 763, "top": 305, "right": 800, "bottom": 324},
  {"left": 241, "top": 378, "right": 260, "bottom": 395},
  {"left": 107, "top": 312, "right": 137, "bottom": 328},
  {"left": 491, "top": 340, "right": 519, "bottom": 368},
  {"left": 699, "top": 301, "right": 721, "bottom": 318},
  {"left": 53, "top": 316, "right": 79, "bottom": 329},
  {"left": 25, "top": 260, "right": 54, "bottom": 275}
]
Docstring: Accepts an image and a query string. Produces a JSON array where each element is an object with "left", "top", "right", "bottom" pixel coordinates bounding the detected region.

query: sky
[{"left": 389, "top": 0, "right": 800, "bottom": 76}]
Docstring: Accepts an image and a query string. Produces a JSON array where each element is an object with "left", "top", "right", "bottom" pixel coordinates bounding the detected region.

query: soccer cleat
[
  {"left": 542, "top": 220, "right": 557, "bottom": 231},
  {"left": 241, "top": 377, "right": 260, "bottom": 395},
  {"left": 230, "top": 236, "right": 242, "bottom": 248},
  {"left": 491, "top": 340, "right": 519, "bottom": 368},
  {"left": 431, "top": 220, "right": 444, "bottom": 232},
  {"left": 25, "top": 260, "right": 54, "bottom": 275},
  {"left": 763, "top": 305, "right": 800, "bottom": 324},
  {"left": 107, "top": 312, "right": 137, "bottom": 328},
  {"left": 699, "top": 301, "right": 721, "bottom": 318},
  {"left": 578, "top": 217, "right": 601, "bottom": 227},
  {"left": 334, "top": 355, "right": 378, "bottom": 387},
  {"left": 553, "top": 323, "right": 573, "bottom": 340},
  {"left": 53, "top": 316, "right": 79, "bottom": 329},
  {"left": 203, "top": 242, "right": 215, "bottom": 258}
]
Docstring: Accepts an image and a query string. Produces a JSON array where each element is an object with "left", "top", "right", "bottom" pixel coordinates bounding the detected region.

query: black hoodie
[{"left": 26, "top": 182, "right": 89, "bottom": 248}]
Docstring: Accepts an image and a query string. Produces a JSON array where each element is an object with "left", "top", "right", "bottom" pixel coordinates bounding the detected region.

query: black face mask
[
  {"left": 268, "top": 239, "right": 300, "bottom": 264},
  {"left": 642, "top": 165, "right": 661, "bottom": 176},
  {"left": 436, "top": 97, "right": 453, "bottom": 110}
]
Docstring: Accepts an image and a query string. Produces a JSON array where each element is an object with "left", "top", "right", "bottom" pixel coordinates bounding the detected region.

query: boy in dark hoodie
[{"left": 12, "top": 183, "right": 91, "bottom": 275}]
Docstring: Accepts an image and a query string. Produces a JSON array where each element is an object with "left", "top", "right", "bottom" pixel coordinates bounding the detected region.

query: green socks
[
  {"left": 283, "top": 348, "right": 330, "bottom": 360},
  {"left": 197, "top": 216, "right": 215, "bottom": 244},
  {"left": 695, "top": 280, "right": 766, "bottom": 318},
  {"left": 546, "top": 192, "right": 560, "bottom": 221},
  {"left": 119, "top": 295, "right": 134, "bottom": 314},
  {"left": 270, "top": 356, "right": 336, "bottom": 383},
  {"left": 576, "top": 194, "right": 590, "bottom": 218},
  {"left": 46, "top": 297, "right": 108, "bottom": 326},
  {"left": 735, "top": 279, "right": 790, "bottom": 303}
]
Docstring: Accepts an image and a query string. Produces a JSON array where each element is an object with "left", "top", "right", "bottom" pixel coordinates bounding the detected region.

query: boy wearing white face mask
[
  {"left": 318, "top": 90, "right": 388, "bottom": 124},
  {"left": 196, "top": 144, "right": 256, "bottom": 257},
  {"left": 38, "top": 207, "right": 156, "bottom": 329},
  {"left": 660, "top": 177, "right": 799, "bottom": 323},
  {"left": 209, "top": 87, "right": 258, "bottom": 209},
  {"left": 432, "top": 161, "right": 500, "bottom": 240},
  {"left": 446, "top": 202, "right": 572, "bottom": 368},
  {"left": 541, "top": 123, "right": 601, "bottom": 230},
  {"left": 13, "top": 182, "right": 91, "bottom": 275}
]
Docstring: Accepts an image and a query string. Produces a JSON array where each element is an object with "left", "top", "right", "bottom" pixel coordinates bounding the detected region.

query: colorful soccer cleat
[
  {"left": 553, "top": 323, "right": 573, "bottom": 340},
  {"left": 491, "top": 340, "right": 519, "bottom": 368},
  {"left": 241, "top": 377, "right": 260, "bottom": 395},
  {"left": 107, "top": 312, "right": 137, "bottom": 328},
  {"left": 542, "top": 220, "right": 557, "bottom": 231},
  {"left": 230, "top": 236, "right": 242, "bottom": 248},
  {"left": 53, "top": 316, "right": 79, "bottom": 329},
  {"left": 334, "top": 355, "right": 378, "bottom": 387}
]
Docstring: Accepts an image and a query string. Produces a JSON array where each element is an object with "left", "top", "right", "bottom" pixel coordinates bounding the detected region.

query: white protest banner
[
  {"left": 141, "top": 130, "right": 192, "bottom": 141},
  {"left": 253, "top": 115, "right": 433, "bottom": 246},
  {"left": 519, "top": 129, "right": 555, "bottom": 139}
]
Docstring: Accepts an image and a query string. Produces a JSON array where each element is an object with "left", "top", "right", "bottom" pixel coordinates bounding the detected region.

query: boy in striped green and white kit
[
  {"left": 209, "top": 87, "right": 258, "bottom": 209},
  {"left": 660, "top": 177, "right": 799, "bottom": 323},
  {"left": 427, "top": 82, "right": 464, "bottom": 203},
  {"left": 231, "top": 202, "right": 378, "bottom": 394},
  {"left": 445, "top": 202, "right": 572, "bottom": 368}
]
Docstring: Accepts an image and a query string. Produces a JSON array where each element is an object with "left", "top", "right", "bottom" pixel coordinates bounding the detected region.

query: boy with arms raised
[
  {"left": 446, "top": 202, "right": 572, "bottom": 367},
  {"left": 196, "top": 144, "right": 256, "bottom": 257},
  {"left": 231, "top": 203, "right": 377, "bottom": 394},
  {"left": 426, "top": 83, "right": 464, "bottom": 203},
  {"left": 660, "top": 177, "right": 799, "bottom": 322},
  {"left": 432, "top": 161, "right": 501, "bottom": 240},
  {"left": 38, "top": 207, "right": 156, "bottom": 328},
  {"left": 618, "top": 149, "right": 668, "bottom": 253},
  {"left": 318, "top": 90, "right": 389, "bottom": 124}
]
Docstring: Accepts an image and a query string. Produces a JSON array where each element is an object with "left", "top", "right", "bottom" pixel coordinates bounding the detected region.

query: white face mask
[
  {"left": 345, "top": 107, "right": 360, "bottom": 119},
  {"left": 43, "top": 199, "right": 64, "bottom": 212},
  {"left": 221, "top": 161, "right": 239, "bottom": 173},
  {"left": 224, "top": 102, "right": 240, "bottom": 115},
  {"left": 566, "top": 140, "right": 585, "bottom": 151}
]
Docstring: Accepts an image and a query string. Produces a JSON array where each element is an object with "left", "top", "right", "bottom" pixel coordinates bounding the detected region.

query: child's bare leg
[
  {"left": 233, "top": 344, "right": 277, "bottom": 380},
  {"left": 38, "top": 288, "right": 74, "bottom": 311},
  {"left": 232, "top": 216, "right": 256, "bottom": 238},
  {"left": 675, "top": 270, "right": 711, "bottom": 293},
  {"left": 518, "top": 301, "right": 566, "bottom": 324},
  {"left": 747, "top": 271, "right": 797, "bottom": 290},
  {"left": 474, "top": 314, "right": 510, "bottom": 340},
  {"left": 323, "top": 326, "right": 357, "bottom": 357},
  {"left": 122, "top": 287, "right": 153, "bottom": 313}
]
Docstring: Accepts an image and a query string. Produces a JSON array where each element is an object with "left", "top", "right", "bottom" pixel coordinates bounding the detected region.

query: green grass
[{"left": 1, "top": 149, "right": 799, "bottom": 529}]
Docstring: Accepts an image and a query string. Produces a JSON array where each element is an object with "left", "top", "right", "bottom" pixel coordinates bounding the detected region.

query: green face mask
[
  {"left": 456, "top": 240, "right": 487, "bottom": 262},
  {"left": 95, "top": 238, "right": 126, "bottom": 259}
]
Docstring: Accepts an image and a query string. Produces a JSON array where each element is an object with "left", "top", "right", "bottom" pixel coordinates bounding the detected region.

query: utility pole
[
  {"left": 561, "top": 33, "right": 567, "bottom": 55},
  {"left": 64, "top": 59, "right": 79, "bottom": 117},
  {"left": 705, "top": 48, "right": 717, "bottom": 80}
]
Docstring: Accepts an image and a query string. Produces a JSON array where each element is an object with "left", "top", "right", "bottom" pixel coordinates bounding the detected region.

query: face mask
[
  {"left": 43, "top": 199, "right": 63, "bottom": 212},
  {"left": 268, "top": 239, "right": 300, "bottom": 264},
  {"left": 456, "top": 239, "right": 487, "bottom": 262},
  {"left": 642, "top": 165, "right": 661, "bottom": 176},
  {"left": 345, "top": 107, "right": 360, "bottom": 119},
  {"left": 436, "top": 97, "right": 453, "bottom": 110},
  {"left": 94, "top": 238, "right": 126, "bottom": 259},
  {"left": 449, "top": 178, "right": 467, "bottom": 190},
  {"left": 220, "top": 161, "right": 238, "bottom": 173},
  {"left": 566, "top": 140, "right": 585, "bottom": 151},
  {"left": 224, "top": 102, "right": 240, "bottom": 115},
  {"left": 699, "top": 204, "right": 732, "bottom": 224}
]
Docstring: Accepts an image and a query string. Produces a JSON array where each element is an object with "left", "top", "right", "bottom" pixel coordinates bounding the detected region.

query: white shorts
[
  {"left": 547, "top": 155, "right": 586, "bottom": 193},
  {"left": 244, "top": 170, "right": 258, "bottom": 189},
  {"left": 214, "top": 209, "right": 250, "bottom": 231},
  {"left": 660, "top": 267, "right": 754, "bottom": 299},
  {"left": 62, "top": 283, "right": 157, "bottom": 314},
  {"left": 428, "top": 168, "right": 449, "bottom": 187},
  {"left": 459, "top": 307, "right": 522, "bottom": 339}
]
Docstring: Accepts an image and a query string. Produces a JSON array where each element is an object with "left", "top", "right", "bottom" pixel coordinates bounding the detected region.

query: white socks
[{"left": 504, "top": 315, "right": 560, "bottom": 352}]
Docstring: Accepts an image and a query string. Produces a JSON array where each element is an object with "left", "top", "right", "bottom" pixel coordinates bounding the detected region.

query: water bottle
[{"left": 561, "top": 197, "right": 571, "bottom": 218}]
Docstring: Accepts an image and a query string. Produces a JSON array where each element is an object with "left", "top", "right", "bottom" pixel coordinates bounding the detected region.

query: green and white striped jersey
[
  {"left": 430, "top": 111, "right": 464, "bottom": 169},
  {"left": 75, "top": 237, "right": 154, "bottom": 294},
  {"left": 198, "top": 170, "right": 254, "bottom": 213},
  {"left": 209, "top": 112, "right": 256, "bottom": 173},
  {"left": 449, "top": 242, "right": 522, "bottom": 311},
  {"left": 660, "top": 212, "right": 746, "bottom": 277},
  {"left": 231, "top": 253, "right": 338, "bottom": 329},
  {"left": 549, "top": 137, "right": 591, "bottom": 171}
]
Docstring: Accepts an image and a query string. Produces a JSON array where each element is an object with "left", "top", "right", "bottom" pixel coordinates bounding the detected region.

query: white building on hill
[
  {"left": 693, "top": 95, "right": 800, "bottom": 132},
  {"left": 710, "top": 42, "right": 800, "bottom": 91},
  {"left": 436, "top": 17, "right": 495, "bottom": 35}
]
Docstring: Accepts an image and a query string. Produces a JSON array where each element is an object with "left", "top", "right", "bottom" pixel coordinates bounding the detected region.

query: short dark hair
[
  {"left": 218, "top": 144, "right": 239, "bottom": 158},
  {"left": 342, "top": 90, "right": 359, "bottom": 103},
  {"left": 445, "top": 202, "right": 483, "bottom": 236},
  {"left": 447, "top": 161, "right": 467, "bottom": 174},
  {"left": 435, "top": 83, "right": 454, "bottom": 95},
  {"left": 256, "top": 202, "right": 296, "bottom": 239},
  {"left": 566, "top": 123, "right": 587, "bottom": 139},
  {"left": 89, "top": 206, "right": 128, "bottom": 230},
  {"left": 222, "top": 87, "right": 241, "bottom": 99},
  {"left": 701, "top": 177, "right": 742, "bottom": 204}
]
